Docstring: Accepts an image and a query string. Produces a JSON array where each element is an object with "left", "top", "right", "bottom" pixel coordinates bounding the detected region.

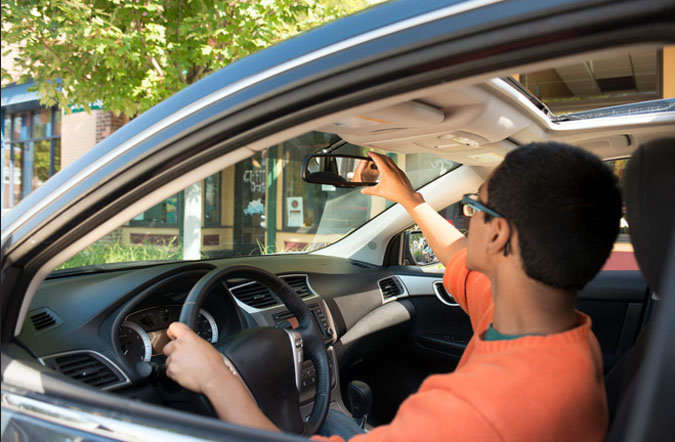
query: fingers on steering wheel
[
  {"left": 163, "top": 340, "right": 177, "bottom": 356},
  {"left": 167, "top": 321, "right": 189, "bottom": 340}
]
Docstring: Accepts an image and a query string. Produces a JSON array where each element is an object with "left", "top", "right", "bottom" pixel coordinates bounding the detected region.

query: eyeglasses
[{"left": 461, "top": 193, "right": 503, "bottom": 218}]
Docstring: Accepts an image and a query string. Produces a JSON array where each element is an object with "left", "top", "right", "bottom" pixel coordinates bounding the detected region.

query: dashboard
[{"left": 18, "top": 254, "right": 446, "bottom": 417}]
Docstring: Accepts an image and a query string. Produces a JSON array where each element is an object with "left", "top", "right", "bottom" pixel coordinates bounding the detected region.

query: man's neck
[{"left": 489, "top": 264, "right": 578, "bottom": 336}]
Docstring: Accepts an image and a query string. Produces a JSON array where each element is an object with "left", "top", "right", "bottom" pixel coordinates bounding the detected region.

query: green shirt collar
[{"left": 483, "top": 323, "right": 547, "bottom": 341}]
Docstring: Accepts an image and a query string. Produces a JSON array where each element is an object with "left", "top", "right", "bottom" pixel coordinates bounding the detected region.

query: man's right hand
[
  {"left": 360, "top": 152, "right": 465, "bottom": 267},
  {"left": 361, "top": 152, "right": 424, "bottom": 210}
]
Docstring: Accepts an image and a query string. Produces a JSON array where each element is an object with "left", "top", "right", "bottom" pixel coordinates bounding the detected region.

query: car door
[{"left": 2, "top": 0, "right": 674, "bottom": 440}]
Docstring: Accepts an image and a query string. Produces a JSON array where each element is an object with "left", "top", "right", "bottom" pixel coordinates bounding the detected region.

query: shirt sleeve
[
  {"left": 312, "top": 387, "right": 501, "bottom": 442},
  {"left": 442, "top": 248, "right": 493, "bottom": 331}
]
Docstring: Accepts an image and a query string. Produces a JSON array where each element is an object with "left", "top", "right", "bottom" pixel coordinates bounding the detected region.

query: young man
[{"left": 164, "top": 142, "right": 621, "bottom": 441}]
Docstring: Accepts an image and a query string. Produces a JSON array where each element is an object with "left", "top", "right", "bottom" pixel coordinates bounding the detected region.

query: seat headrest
[{"left": 623, "top": 138, "right": 675, "bottom": 295}]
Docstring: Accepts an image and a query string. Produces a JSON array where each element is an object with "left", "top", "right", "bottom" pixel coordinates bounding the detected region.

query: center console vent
[
  {"left": 229, "top": 282, "right": 278, "bottom": 309},
  {"left": 43, "top": 351, "right": 128, "bottom": 390},
  {"left": 230, "top": 274, "right": 316, "bottom": 309},
  {"left": 283, "top": 275, "right": 314, "bottom": 299},
  {"left": 378, "top": 276, "right": 406, "bottom": 301}
]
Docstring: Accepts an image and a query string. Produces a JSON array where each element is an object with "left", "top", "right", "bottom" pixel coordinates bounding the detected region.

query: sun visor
[{"left": 323, "top": 101, "right": 445, "bottom": 130}]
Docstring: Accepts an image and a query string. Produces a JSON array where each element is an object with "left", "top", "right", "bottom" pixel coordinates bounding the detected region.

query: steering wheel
[{"left": 179, "top": 265, "right": 330, "bottom": 435}]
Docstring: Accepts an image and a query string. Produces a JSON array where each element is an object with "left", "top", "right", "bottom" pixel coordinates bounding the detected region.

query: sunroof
[
  {"left": 512, "top": 47, "right": 667, "bottom": 117},
  {"left": 562, "top": 98, "right": 675, "bottom": 120}
]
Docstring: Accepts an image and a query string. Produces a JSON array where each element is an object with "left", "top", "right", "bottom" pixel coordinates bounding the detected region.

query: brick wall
[{"left": 95, "top": 111, "right": 127, "bottom": 144}]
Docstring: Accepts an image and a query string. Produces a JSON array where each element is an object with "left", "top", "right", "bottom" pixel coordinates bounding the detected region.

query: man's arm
[{"left": 361, "top": 153, "right": 465, "bottom": 267}]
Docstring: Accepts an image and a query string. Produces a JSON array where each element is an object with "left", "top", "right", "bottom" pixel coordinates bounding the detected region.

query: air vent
[
  {"left": 230, "top": 282, "right": 279, "bottom": 309},
  {"left": 45, "top": 352, "right": 126, "bottom": 389},
  {"left": 282, "top": 275, "right": 314, "bottom": 299},
  {"left": 378, "top": 277, "right": 405, "bottom": 300},
  {"left": 29, "top": 308, "right": 61, "bottom": 331},
  {"left": 432, "top": 281, "right": 459, "bottom": 307}
]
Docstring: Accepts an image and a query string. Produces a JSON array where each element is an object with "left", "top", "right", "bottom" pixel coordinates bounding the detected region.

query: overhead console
[{"left": 319, "top": 84, "right": 533, "bottom": 166}]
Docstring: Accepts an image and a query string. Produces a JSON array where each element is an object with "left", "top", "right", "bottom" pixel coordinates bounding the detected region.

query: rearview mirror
[{"left": 302, "top": 154, "right": 379, "bottom": 188}]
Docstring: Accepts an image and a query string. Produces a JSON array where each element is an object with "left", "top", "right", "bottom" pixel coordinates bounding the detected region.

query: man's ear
[{"left": 486, "top": 218, "right": 511, "bottom": 256}]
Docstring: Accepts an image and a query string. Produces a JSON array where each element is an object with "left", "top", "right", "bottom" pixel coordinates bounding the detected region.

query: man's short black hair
[{"left": 487, "top": 142, "right": 622, "bottom": 290}]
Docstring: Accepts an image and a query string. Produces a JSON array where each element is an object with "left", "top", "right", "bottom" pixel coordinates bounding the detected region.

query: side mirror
[
  {"left": 405, "top": 230, "right": 439, "bottom": 266},
  {"left": 302, "top": 154, "right": 379, "bottom": 188}
]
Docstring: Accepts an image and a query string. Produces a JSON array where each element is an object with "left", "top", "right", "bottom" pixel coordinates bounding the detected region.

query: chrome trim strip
[
  {"left": 603, "top": 155, "right": 632, "bottom": 161},
  {"left": 39, "top": 350, "right": 131, "bottom": 391},
  {"left": 2, "top": 0, "right": 501, "bottom": 240},
  {"left": 377, "top": 275, "right": 409, "bottom": 304},
  {"left": 284, "top": 330, "right": 304, "bottom": 391},
  {"left": 121, "top": 321, "right": 152, "bottom": 362},
  {"left": 432, "top": 280, "right": 459, "bottom": 307},
  {"left": 198, "top": 308, "right": 219, "bottom": 344},
  {"left": 320, "top": 299, "right": 339, "bottom": 344},
  {"left": 1, "top": 391, "right": 206, "bottom": 442}
]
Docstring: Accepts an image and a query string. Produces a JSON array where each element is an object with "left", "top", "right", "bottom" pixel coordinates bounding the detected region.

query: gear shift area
[{"left": 347, "top": 380, "right": 373, "bottom": 429}]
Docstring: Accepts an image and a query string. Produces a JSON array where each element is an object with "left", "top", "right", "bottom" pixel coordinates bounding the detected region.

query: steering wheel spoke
[{"left": 285, "top": 329, "right": 304, "bottom": 391}]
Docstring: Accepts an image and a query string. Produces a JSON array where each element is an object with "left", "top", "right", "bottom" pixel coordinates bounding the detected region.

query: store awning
[{"left": 1, "top": 81, "right": 40, "bottom": 112}]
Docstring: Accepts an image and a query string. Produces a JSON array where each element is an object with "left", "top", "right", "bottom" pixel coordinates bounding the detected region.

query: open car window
[{"left": 53, "top": 131, "right": 459, "bottom": 275}]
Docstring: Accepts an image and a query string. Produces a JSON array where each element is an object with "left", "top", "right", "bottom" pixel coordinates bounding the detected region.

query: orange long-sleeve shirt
[{"left": 316, "top": 249, "right": 608, "bottom": 442}]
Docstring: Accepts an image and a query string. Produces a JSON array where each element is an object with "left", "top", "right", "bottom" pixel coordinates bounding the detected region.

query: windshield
[{"left": 54, "top": 131, "right": 459, "bottom": 274}]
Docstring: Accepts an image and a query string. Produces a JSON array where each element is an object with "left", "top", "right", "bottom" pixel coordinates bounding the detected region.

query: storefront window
[
  {"left": 234, "top": 152, "right": 267, "bottom": 255},
  {"left": 203, "top": 173, "right": 221, "bottom": 227},
  {"left": 33, "top": 140, "right": 51, "bottom": 188},
  {"left": 53, "top": 110, "right": 61, "bottom": 137},
  {"left": 282, "top": 132, "right": 343, "bottom": 234},
  {"left": 52, "top": 138, "right": 61, "bottom": 175},
  {"left": 12, "top": 114, "right": 24, "bottom": 140},
  {"left": 33, "top": 109, "right": 51, "bottom": 139},
  {"left": 3, "top": 115, "right": 11, "bottom": 138},
  {"left": 129, "top": 195, "right": 179, "bottom": 227},
  {"left": 2, "top": 107, "right": 61, "bottom": 208},
  {"left": 11, "top": 144, "right": 23, "bottom": 204}
]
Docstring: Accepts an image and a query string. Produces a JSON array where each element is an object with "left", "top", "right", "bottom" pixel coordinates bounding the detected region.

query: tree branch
[{"left": 36, "top": 33, "right": 77, "bottom": 78}]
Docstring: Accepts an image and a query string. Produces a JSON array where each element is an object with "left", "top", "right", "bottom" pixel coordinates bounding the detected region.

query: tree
[{"left": 1, "top": 0, "right": 369, "bottom": 117}]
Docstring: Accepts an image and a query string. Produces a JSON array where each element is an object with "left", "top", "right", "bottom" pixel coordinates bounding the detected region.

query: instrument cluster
[{"left": 118, "top": 305, "right": 218, "bottom": 364}]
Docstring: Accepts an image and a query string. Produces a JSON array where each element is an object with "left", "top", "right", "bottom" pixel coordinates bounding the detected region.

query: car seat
[{"left": 605, "top": 138, "right": 675, "bottom": 440}]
